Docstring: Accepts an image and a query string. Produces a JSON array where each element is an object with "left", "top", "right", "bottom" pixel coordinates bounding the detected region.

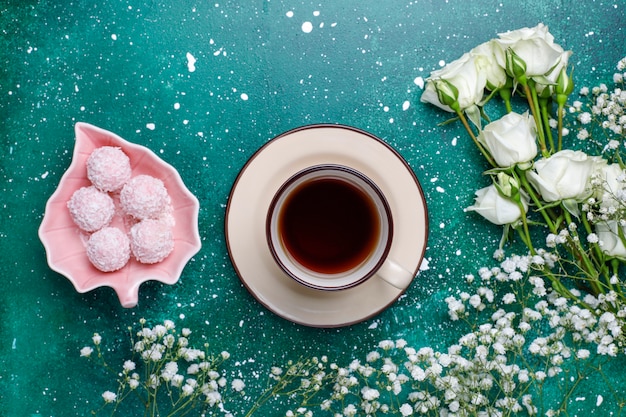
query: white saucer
[{"left": 225, "top": 125, "right": 428, "bottom": 327}]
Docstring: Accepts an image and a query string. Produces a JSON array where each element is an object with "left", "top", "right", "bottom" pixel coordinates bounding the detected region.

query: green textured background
[{"left": 1, "top": 0, "right": 625, "bottom": 415}]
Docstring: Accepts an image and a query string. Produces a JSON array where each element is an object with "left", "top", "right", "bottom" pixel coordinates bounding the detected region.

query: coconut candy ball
[
  {"left": 67, "top": 186, "right": 116, "bottom": 232},
  {"left": 120, "top": 174, "right": 170, "bottom": 220},
  {"left": 86, "top": 226, "right": 131, "bottom": 272},
  {"left": 129, "top": 219, "right": 174, "bottom": 264},
  {"left": 87, "top": 146, "right": 132, "bottom": 192}
]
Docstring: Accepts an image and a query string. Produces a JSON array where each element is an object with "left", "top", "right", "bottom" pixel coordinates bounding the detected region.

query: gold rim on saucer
[{"left": 225, "top": 124, "right": 429, "bottom": 327}]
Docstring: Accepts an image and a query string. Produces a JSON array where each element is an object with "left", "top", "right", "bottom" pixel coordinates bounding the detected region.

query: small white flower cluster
[
  {"left": 570, "top": 56, "right": 626, "bottom": 141},
  {"left": 81, "top": 319, "right": 241, "bottom": 416},
  {"left": 283, "top": 252, "right": 626, "bottom": 417}
]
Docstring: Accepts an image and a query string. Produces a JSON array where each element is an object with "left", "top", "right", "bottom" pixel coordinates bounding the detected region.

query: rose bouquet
[{"left": 421, "top": 23, "right": 626, "bottom": 334}]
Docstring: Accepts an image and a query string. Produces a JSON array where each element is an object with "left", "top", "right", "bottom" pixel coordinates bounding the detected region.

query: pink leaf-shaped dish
[{"left": 38, "top": 122, "right": 202, "bottom": 307}]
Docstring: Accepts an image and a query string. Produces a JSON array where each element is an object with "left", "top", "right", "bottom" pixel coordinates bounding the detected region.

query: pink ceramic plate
[{"left": 38, "top": 122, "right": 202, "bottom": 307}]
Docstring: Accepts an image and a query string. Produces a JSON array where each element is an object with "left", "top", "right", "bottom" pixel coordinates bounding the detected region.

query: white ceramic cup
[{"left": 267, "top": 164, "right": 414, "bottom": 291}]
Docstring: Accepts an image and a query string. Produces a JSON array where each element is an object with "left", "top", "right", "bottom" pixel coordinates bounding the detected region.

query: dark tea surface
[{"left": 278, "top": 177, "right": 380, "bottom": 274}]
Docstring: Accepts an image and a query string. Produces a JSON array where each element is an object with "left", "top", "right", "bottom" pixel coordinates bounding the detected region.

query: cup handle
[{"left": 376, "top": 259, "right": 414, "bottom": 289}]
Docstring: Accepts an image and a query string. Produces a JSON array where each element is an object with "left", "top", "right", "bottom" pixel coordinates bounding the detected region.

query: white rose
[
  {"left": 478, "top": 111, "right": 537, "bottom": 167},
  {"left": 596, "top": 163, "right": 625, "bottom": 209},
  {"left": 596, "top": 220, "right": 626, "bottom": 259},
  {"left": 470, "top": 40, "right": 508, "bottom": 90},
  {"left": 535, "top": 49, "right": 572, "bottom": 94},
  {"left": 421, "top": 52, "right": 487, "bottom": 112},
  {"left": 495, "top": 23, "right": 569, "bottom": 79},
  {"left": 526, "top": 150, "right": 596, "bottom": 202},
  {"left": 466, "top": 184, "right": 529, "bottom": 225}
]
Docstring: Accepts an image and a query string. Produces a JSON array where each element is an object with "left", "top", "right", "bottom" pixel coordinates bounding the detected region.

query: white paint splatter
[
  {"left": 286, "top": 10, "right": 294, "bottom": 18},
  {"left": 419, "top": 258, "right": 430, "bottom": 271},
  {"left": 301, "top": 21, "right": 313, "bottom": 33},
  {"left": 414, "top": 76, "right": 424, "bottom": 89},
  {"left": 597, "top": 395, "right": 604, "bottom": 406},
  {"left": 186, "top": 52, "right": 197, "bottom": 72},
  {"left": 402, "top": 100, "right": 410, "bottom": 111},
  {"left": 174, "top": 102, "right": 180, "bottom": 110},
  {"left": 436, "top": 186, "right": 445, "bottom": 193},
  {"left": 41, "top": 171, "right": 49, "bottom": 179},
  {"left": 146, "top": 123, "right": 156, "bottom": 130},
  {"left": 111, "top": 34, "right": 117, "bottom": 41},
  {"left": 313, "top": 10, "right": 320, "bottom": 16},
  {"left": 240, "top": 93, "right": 249, "bottom": 101}
]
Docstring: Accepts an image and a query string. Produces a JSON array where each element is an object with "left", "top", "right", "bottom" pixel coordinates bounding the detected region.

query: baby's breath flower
[
  {"left": 399, "top": 403, "right": 413, "bottom": 416},
  {"left": 92, "top": 333, "right": 102, "bottom": 345},
  {"left": 231, "top": 378, "right": 245, "bottom": 392},
  {"left": 80, "top": 346, "right": 93, "bottom": 357},
  {"left": 123, "top": 360, "right": 136, "bottom": 372},
  {"left": 502, "top": 293, "right": 516, "bottom": 304},
  {"left": 102, "top": 391, "right": 117, "bottom": 403}
]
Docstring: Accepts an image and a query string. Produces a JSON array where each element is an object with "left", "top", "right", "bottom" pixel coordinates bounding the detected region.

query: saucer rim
[{"left": 224, "top": 123, "right": 429, "bottom": 327}]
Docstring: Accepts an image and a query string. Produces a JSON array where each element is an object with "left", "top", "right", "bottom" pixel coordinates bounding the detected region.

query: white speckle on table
[
  {"left": 146, "top": 123, "right": 155, "bottom": 130},
  {"left": 286, "top": 10, "right": 294, "bottom": 18},
  {"left": 240, "top": 93, "right": 249, "bottom": 101},
  {"left": 455, "top": 249, "right": 461, "bottom": 256},
  {"left": 438, "top": 60, "right": 446, "bottom": 67},
  {"left": 436, "top": 186, "right": 445, "bottom": 193},
  {"left": 111, "top": 34, "right": 117, "bottom": 41},
  {"left": 301, "top": 21, "right": 313, "bottom": 33},
  {"left": 313, "top": 10, "right": 320, "bottom": 16},
  {"left": 452, "top": 137, "right": 458, "bottom": 146},
  {"left": 439, "top": 222, "right": 445, "bottom": 229},
  {"left": 186, "top": 52, "right": 197, "bottom": 72},
  {"left": 239, "top": 320, "right": 244, "bottom": 327},
  {"left": 41, "top": 171, "right": 49, "bottom": 179},
  {"left": 402, "top": 100, "right": 410, "bottom": 111},
  {"left": 368, "top": 321, "right": 378, "bottom": 329},
  {"left": 174, "top": 102, "right": 180, "bottom": 110},
  {"left": 419, "top": 258, "right": 430, "bottom": 271},
  {"left": 597, "top": 395, "right": 604, "bottom": 406},
  {"left": 413, "top": 76, "right": 424, "bottom": 89}
]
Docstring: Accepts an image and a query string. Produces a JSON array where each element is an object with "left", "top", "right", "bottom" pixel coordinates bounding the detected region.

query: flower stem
[
  {"left": 515, "top": 167, "right": 557, "bottom": 233},
  {"left": 499, "top": 87, "right": 513, "bottom": 113},
  {"left": 562, "top": 210, "right": 603, "bottom": 295},
  {"left": 523, "top": 82, "right": 548, "bottom": 156},
  {"left": 455, "top": 109, "right": 497, "bottom": 167},
  {"left": 539, "top": 96, "right": 555, "bottom": 153},
  {"left": 557, "top": 103, "right": 565, "bottom": 151}
]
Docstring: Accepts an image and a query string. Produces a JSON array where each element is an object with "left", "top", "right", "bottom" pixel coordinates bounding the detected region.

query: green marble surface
[{"left": 1, "top": 0, "right": 626, "bottom": 415}]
